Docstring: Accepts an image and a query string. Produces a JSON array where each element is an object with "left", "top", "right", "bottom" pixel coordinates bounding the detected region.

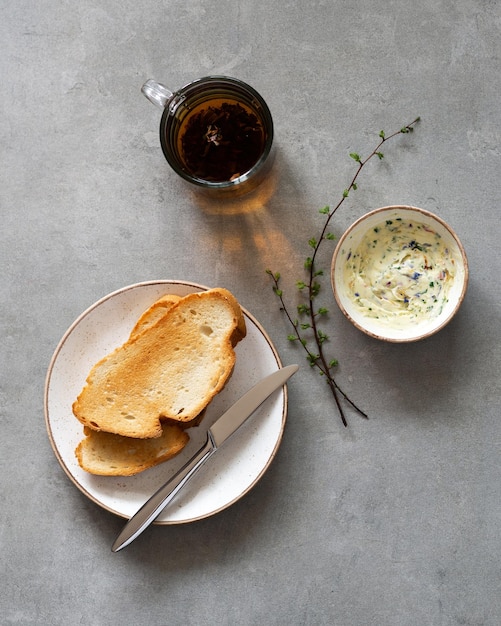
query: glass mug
[{"left": 142, "top": 76, "right": 274, "bottom": 196}]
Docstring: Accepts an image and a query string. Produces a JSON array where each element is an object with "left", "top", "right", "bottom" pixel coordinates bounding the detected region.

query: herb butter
[{"left": 343, "top": 217, "right": 457, "bottom": 328}]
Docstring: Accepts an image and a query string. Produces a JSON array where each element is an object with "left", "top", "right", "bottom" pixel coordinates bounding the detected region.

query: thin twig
[{"left": 267, "top": 117, "right": 420, "bottom": 426}]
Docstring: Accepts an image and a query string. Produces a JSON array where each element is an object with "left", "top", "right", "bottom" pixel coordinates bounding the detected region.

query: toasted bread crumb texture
[
  {"left": 129, "top": 294, "right": 181, "bottom": 339},
  {"left": 75, "top": 424, "right": 189, "bottom": 476},
  {"left": 72, "top": 289, "right": 246, "bottom": 438}
]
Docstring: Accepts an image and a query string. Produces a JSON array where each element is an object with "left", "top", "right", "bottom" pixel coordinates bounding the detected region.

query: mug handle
[{"left": 141, "top": 79, "right": 173, "bottom": 108}]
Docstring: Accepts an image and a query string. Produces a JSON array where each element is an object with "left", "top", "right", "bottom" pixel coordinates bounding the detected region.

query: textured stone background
[{"left": 1, "top": 1, "right": 500, "bottom": 624}]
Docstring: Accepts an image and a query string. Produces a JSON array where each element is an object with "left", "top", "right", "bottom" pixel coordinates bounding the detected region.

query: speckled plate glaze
[{"left": 44, "top": 280, "right": 287, "bottom": 524}]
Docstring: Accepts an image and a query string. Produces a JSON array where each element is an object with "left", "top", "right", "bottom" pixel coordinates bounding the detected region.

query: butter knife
[{"left": 112, "top": 364, "right": 299, "bottom": 552}]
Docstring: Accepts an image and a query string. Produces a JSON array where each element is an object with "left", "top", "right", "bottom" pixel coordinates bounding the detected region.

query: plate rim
[{"left": 44, "top": 279, "right": 287, "bottom": 524}]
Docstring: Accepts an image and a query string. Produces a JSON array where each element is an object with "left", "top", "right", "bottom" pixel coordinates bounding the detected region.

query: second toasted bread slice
[
  {"left": 75, "top": 424, "right": 189, "bottom": 476},
  {"left": 129, "top": 294, "right": 181, "bottom": 339}
]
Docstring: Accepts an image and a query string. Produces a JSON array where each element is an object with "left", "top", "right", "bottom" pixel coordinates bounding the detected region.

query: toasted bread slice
[
  {"left": 72, "top": 288, "right": 246, "bottom": 438},
  {"left": 75, "top": 424, "right": 189, "bottom": 476},
  {"left": 131, "top": 290, "right": 241, "bottom": 430},
  {"left": 130, "top": 293, "right": 206, "bottom": 428}
]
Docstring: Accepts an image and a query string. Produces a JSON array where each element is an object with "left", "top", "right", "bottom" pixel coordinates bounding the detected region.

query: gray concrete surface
[{"left": 1, "top": 1, "right": 500, "bottom": 625}]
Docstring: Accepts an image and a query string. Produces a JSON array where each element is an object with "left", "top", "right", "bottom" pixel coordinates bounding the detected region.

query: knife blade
[{"left": 111, "top": 364, "right": 299, "bottom": 552}]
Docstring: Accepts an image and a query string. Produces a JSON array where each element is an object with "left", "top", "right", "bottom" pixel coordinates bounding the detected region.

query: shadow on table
[{"left": 179, "top": 148, "right": 323, "bottom": 290}]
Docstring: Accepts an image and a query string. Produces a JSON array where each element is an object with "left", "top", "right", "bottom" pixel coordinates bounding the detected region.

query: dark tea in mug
[
  {"left": 179, "top": 99, "right": 267, "bottom": 182},
  {"left": 143, "top": 76, "right": 274, "bottom": 195}
]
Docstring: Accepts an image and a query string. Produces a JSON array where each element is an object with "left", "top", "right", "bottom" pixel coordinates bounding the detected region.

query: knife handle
[{"left": 111, "top": 433, "right": 216, "bottom": 552}]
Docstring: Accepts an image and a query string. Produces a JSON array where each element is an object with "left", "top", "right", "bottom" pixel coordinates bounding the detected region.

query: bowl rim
[{"left": 330, "top": 205, "right": 469, "bottom": 343}]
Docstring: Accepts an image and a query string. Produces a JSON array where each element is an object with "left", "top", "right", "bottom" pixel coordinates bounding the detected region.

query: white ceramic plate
[{"left": 44, "top": 280, "right": 287, "bottom": 524}]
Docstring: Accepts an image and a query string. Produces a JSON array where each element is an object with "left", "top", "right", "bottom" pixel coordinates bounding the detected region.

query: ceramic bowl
[{"left": 331, "top": 205, "right": 468, "bottom": 342}]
